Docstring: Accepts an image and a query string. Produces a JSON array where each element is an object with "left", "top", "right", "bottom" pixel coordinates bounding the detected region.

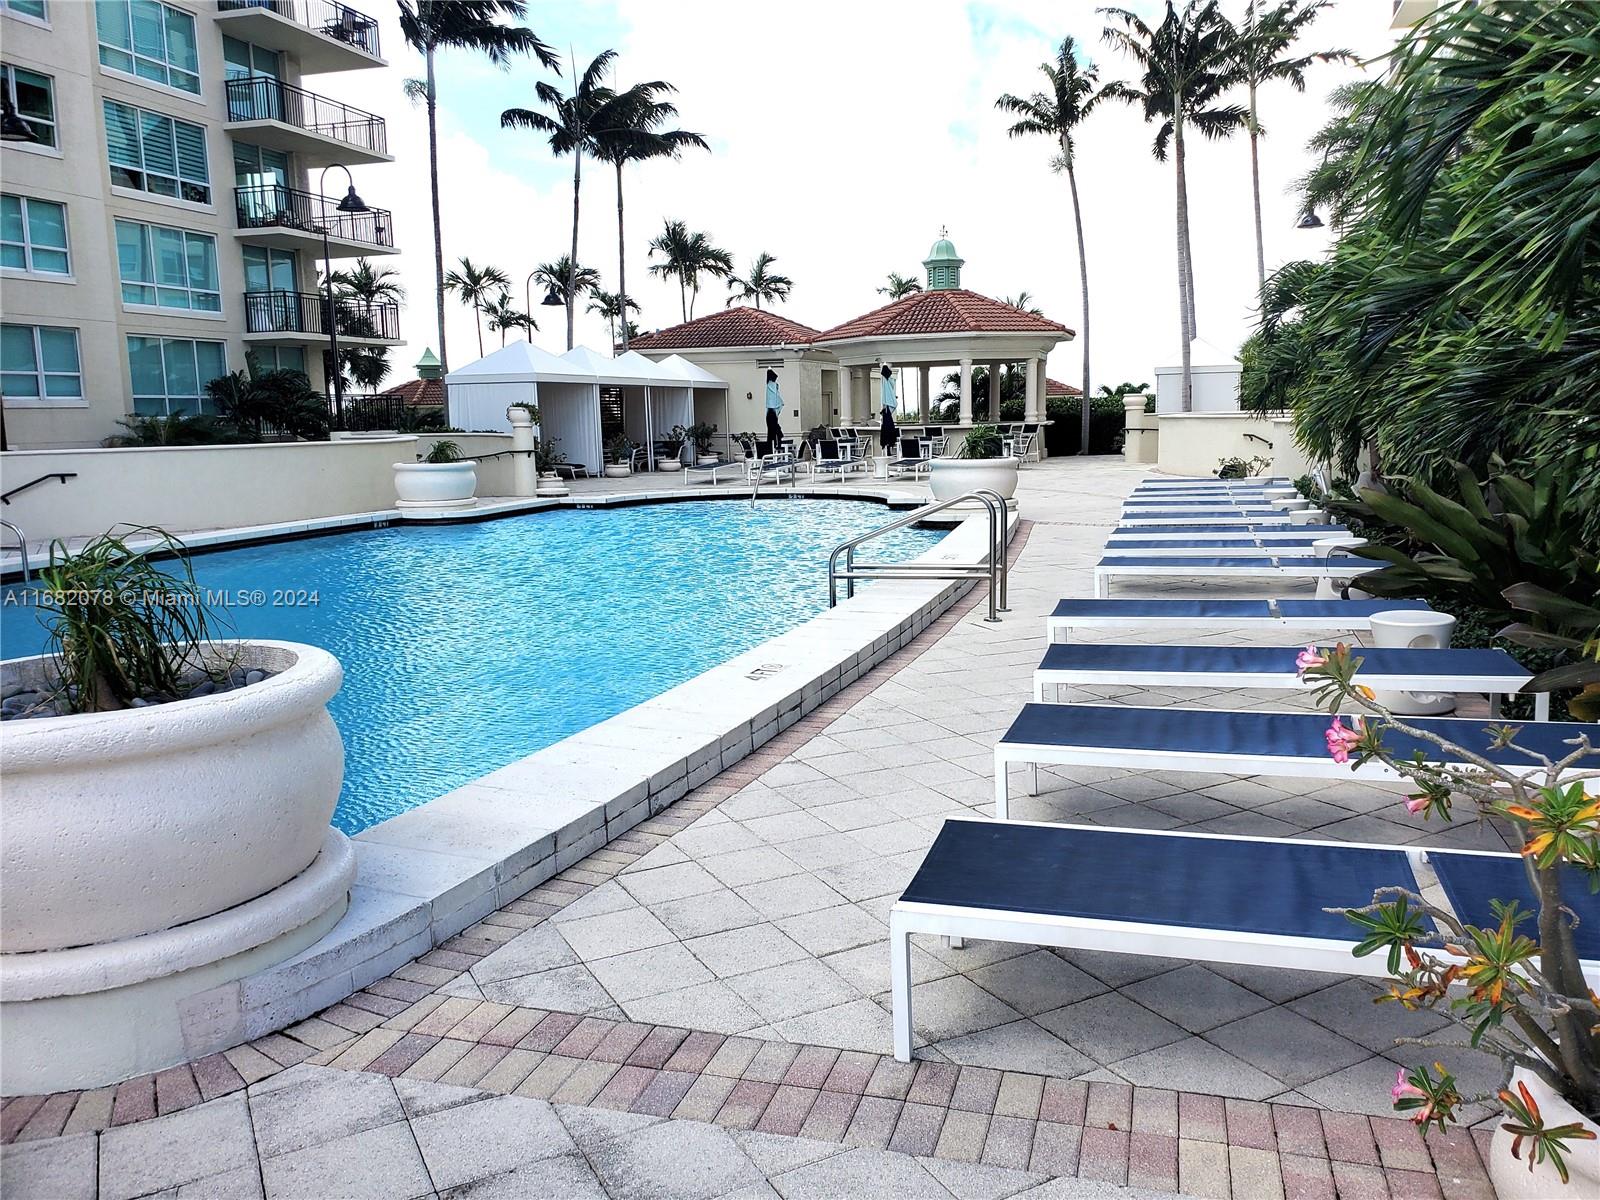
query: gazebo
[{"left": 811, "top": 234, "right": 1074, "bottom": 446}]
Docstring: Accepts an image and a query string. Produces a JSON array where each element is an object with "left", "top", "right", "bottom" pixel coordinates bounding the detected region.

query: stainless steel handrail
[
  {"left": 1, "top": 518, "right": 31, "bottom": 582},
  {"left": 828, "top": 489, "right": 1010, "bottom": 622}
]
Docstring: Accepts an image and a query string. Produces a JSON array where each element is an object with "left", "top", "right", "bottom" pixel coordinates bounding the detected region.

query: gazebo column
[
  {"left": 958, "top": 358, "right": 973, "bottom": 425},
  {"left": 917, "top": 365, "right": 930, "bottom": 423},
  {"left": 1024, "top": 356, "right": 1042, "bottom": 423},
  {"left": 839, "top": 366, "right": 852, "bottom": 427},
  {"left": 987, "top": 362, "right": 1001, "bottom": 422},
  {"left": 855, "top": 367, "right": 872, "bottom": 424}
]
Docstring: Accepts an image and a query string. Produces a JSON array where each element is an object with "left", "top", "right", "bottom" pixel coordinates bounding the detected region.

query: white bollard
[
  {"left": 1368, "top": 610, "right": 1459, "bottom": 714},
  {"left": 508, "top": 405, "right": 538, "bottom": 497},
  {"left": 1313, "top": 535, "right": 1368, "bottom": 600},
  {"left": 1290, "top": 508, "right": 1328, "bottom": 526}
]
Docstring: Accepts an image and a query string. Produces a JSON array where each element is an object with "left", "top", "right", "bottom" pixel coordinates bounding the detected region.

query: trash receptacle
[{"left": 1369, "top": 609, "right": 1459, "bottom": 714}]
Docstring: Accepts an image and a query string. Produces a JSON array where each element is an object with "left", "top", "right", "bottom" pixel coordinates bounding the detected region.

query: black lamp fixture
[
  {"left": 1, "top": 97, "right": 38, "bottom": 142},
  {"left": 540, "top": 286, "right": 563, "bottom": 307},
  {"left": 335, "top": 182, "right": 368, "bottom": 214},
  {"left": 1296, "top": 209, "right": 1325, "bottom": 230},
  {"left": 316, "top": 164, "right": 374, "bottom": 417}
]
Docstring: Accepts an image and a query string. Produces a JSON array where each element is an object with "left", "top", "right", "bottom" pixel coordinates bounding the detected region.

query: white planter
[
  {"left": 393, "top": 460, "right": 478, "bottom": 509},
  {"left": 604, "top": 464, "right": 632, "bottom": 478},
  {"left": 1490, "top": 1070, "right": 1600, "bottom": 1199},
  {"left": 0, "top": 642, "right": 345, "bottom": 952},
  {"left": 697, "top": 455, "right": 718, "bottom": 466},
  {"left": 658, "top": 455, "right": 684, "bottom": 471},
  {"left": 929, "top": 457, "right": 1020, "bottom": 502},
  {"left": 1369, "top": 609, "right": 1458, "bottom": 714}
]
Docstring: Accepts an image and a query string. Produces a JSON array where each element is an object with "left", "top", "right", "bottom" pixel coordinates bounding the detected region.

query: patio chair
[
  {"left": 743, "top": 445, "right": 797, "bottom": 486},
  {"left": 1032, "top": 642, "right": 1539, "bottom": 714},
  {"left": 1045, "top": 597, "right": 1433, "bottom": 642},
  {"left": 1119, "top": 511, "right": 1296, "bottom": 527},
  {"left": 991, "top": 704, "right": 1595, "bottom": 818},
  {"left": 1101, "top": 537, "right": 1330, "bottom": 558},
  {"left": 886, "top": 437, "right": 931, "bottom": 480},
  {"left": 552, "top": 463, "right": 591, "bottom": 480},
  {"left": 888, "top": 818, "right": 1600, "bottom": 1061},
  {"left": 811, "top": 439, "right": 866, "bottom": 482},
  {"left": 1109, "top": 524, "right": 1351, "bottom": 541},
  {"left": 1092, "top": 553, "right": 1375, "bottom": 598},
  {"left": 681, "top": 456, "right": 747, "bottom": 484}
]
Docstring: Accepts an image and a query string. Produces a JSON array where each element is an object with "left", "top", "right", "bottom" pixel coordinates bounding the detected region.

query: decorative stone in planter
[
  {"left": 929, "top": 456, "right": 1020, "bottom": 502},
  {"left": 1489, "top": 1071, "right": 1600, "bottom": 1199},
  {"left": 393, "top": 460, "right": 478, "bottom": 509},
  {"left": 0, "top": 641, "right": 354, "bottom": 1092}
]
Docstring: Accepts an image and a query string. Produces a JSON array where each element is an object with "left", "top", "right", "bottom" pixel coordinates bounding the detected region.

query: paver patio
[{"left": 1, "top": 459, "right": 1510, "bottom": 1198}]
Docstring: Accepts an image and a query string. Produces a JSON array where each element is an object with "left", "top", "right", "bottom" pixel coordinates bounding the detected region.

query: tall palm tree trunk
[
  {"left": 1064, "top": 149, "right": 1092, "bottom": 454},
  {"left": 1249, "top": 80, "right": 1265, "bottom": 294},
  {"left": 614, "top": 164, "right": 628, "bottom": 350},
  {"left": 567, "top": 151, "right": 581, "bottom": 350},
  {"left": 475, "top": 303, "right": 484, "bottom": 356},
  {"left": 678, "top": 277, "right": 687, "bottom": 323},
  {"left": 1174, "top": 121, "right": 1194, "bottom": 411},
  {"left": 426, "top": 48, "right": 448, "bottom": 373}
]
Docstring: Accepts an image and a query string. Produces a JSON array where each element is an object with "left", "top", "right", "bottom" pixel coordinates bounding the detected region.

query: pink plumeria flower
[
  {"left": 1295, "top": 644, "right": 1327, "bottom": 674},
  {"left": 1392, "top": 1069, "right": 1425, "bottom": 1103},
  {"left": 1404, "top": 794, "right": 1429, "bottom": 815},
  {"left": 1326, "top": 716, "right": 1365, "bottom": 764}
]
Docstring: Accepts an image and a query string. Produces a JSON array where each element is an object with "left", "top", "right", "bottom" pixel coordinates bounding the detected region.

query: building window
[
  {"left": 126, "top": 336, "right": 225, "bottom": 415},
  {"left": 1, "top": 64, "right": 57, "bottom": 149},
  {"left": 242, "top": 244, "right": 297, "bottom": 293},
  {"left": 223, "top": 35, "right": 280, "bottom": 81},
  {"left": 1, "top": 1, "right": 49, "bottom": 23},
  {"left": 252, "top": 345, "right": 306, "bottom": 376},
  {"left": 95, "top": 0, "right": 199, "bottom": 95},
  {"left": 233, "top": 142, "right": 289, "bottom": 189},
  {"left": 1, "top": 194, "right": 70, "bottom": 275},
  {"left": 115, "top": 219, "right": 219, "bottom": 312},
  {"left": 1, "top": 324, "right": 82, "bottom": 402},
  {"left": 104, "top": 99, "right": 210, "bottom": 204}
]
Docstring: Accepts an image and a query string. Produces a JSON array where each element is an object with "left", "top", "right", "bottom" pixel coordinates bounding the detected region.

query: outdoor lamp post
[
  {"left": 317, "top": 164, "right": 369, "bottom": 420},
  {"left": 1296, "top": 209, "right": 1325, "bottom": 229}
]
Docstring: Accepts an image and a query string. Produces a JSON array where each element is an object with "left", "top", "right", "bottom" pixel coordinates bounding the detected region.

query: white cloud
[{"left": 322, "top": 0, "right": 1397, "bottom": 385}]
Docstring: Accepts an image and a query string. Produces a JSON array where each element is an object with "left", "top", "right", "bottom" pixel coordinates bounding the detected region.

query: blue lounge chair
[
  {"left": 1045, "top": 598, "right": 1434, "bottom": 642},
  {"left": 1110, "top": 524, "right": 1350, "bottom": 540},
  {"left": 992, "top": 704, "right": 1596, "bottom": 817},
  {"left": 888, "top": 819, "right": 1600, "bottom": 1061},
  {"left": 1093, "top": 554, "right": 1374, "bottom": 597},
  {"left": 809, "top": 439, "right": 867, "bottom": 482},
  {"left": 1119, "top": 511, "right": 1298, "bottom": 527},
  {"left": 1032, "top": 643, "right": 1540, "bottom": 716},
  {"left": 886, "top": 437, "right": 932, "bottom": 481},
  {"left": 1102, "top": 538, "right": 1330, "bottom": 558}
]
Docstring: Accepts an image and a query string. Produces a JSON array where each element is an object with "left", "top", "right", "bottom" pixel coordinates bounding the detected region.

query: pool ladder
[
  {"left": 827, "top": 490, "right": 1010, "bottom": 623},
  {"left": 0, "top": 518, "right": 29, "bottom": 581}
]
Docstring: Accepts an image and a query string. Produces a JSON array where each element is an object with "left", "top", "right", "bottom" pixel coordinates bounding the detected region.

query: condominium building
[{"left": 1, "top": 0, "right": 400, "bottom": 449}]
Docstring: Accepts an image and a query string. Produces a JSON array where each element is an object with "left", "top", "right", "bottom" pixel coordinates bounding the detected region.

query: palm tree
[
  {"left": 1293, "top": 80, "right": 1388, "bottom": 233},
  {"left": 647, "top": 220, "right": 733, "bottom": 322},
  {"left": 532, "top": 256, "right": 600, "bottom": 310},
  {"left": 398, "top": 2, "right": 556, "bottom": 373},
  {"left": 1227, "top": 1, "right": 1352, "bottom": 290},
  {"left": 483, "top": 292, "right": 536, "bottom": 347},
  {"left": 328, "top": 258, "right": 405, "bottom": 306},
  {"left": 997, "top": 36, "right": 1109, "bottom": 452},
  {"left": 877, "top": 272, "right": 922, "bottom": 300},
  {"left": 443, "top": 257, "right": 511, "bottom": 357},
  {"left": 593, "top": 87, "right": 708, "bottom": 351},
  {"left": 726, "top": 253, "right": 793, "bottom": 310},
  {"left": 1102, "top": 1, "right": 1247, "bottom": 410},
  {"left": 587, "top": 288, "right": 640, "bottom": 347},
  {"left": 1001, "top": 292, "right": 1044, "bottom": 317}
]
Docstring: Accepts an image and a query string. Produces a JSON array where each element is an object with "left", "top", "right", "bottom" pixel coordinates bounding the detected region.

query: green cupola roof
[
  {"left": 415, "top": 348, "right": 441, "bottom": 380},
  {"left": 922, "top": 229, "right": 964, "bottom": 290}
]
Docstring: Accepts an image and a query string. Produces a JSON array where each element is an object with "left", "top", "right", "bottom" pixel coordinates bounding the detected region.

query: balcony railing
[
  {"left": 235, "top": 184, "right": 394, "bottom": 248},
  {"left": 217, "top": 0, "right": 381, "bottom": 58},
  {"left": 225, "top": 76, "right": 387, "bottom": 156},
  {"left": 243, "top": 290, "right": 400, "bottom": 341},
  {"left": 332, "top": 393, "right": 411, "bottom": 431}
]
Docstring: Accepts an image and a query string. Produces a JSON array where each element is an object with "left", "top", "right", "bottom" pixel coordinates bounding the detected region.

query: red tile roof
[
  {"left": 814, "top": 290, "right": 1072, "bottom": 342},
  {"left": 628, "top": 307, "right": 823, "bottom": 350},
  {"left": 378, "top": 378, "right": 445, "bottom": 407},
  {"left": 1046, "top": 377, "right": 1081, "bottom": 397}
]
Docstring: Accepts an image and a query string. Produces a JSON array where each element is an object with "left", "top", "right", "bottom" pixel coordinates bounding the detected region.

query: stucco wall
[
  {"left": 0, "top": 433, "right": 520, "bottom": 544},
  {"left": 1155, "top": 412, "right": 1286, "bottom": 477}
]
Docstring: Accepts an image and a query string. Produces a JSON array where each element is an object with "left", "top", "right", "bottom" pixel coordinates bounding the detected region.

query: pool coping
[{"left": 166, "top": 500, "right": 1015, "bottom": 1062}]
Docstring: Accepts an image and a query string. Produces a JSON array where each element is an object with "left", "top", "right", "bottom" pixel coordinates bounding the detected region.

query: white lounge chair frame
[
  {"left": 1093, "top": 556, "right": 1375, "bottom": 597},
  {"left": 1046, "top": 601, "right": 1432, "bottom": 643}
]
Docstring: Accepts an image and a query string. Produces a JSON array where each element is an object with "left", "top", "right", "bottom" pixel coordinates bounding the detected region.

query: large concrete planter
[
  {"left": 0, "top": 641, "right": 354, "bottom": 1091},
  {"left": 393, "top": 460, "right": 477, "bottom": 509},
  {"left": 1490, "top": 1070, "right": 1600, "bottom": 1198},
  {"left": 929, "top": 457, "right": 1019, "bottom": 502}
]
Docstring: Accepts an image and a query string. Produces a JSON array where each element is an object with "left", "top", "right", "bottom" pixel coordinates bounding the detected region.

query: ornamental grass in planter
[{"left": 1299, "top": 644, "right": 1599, "bottom": 1191}]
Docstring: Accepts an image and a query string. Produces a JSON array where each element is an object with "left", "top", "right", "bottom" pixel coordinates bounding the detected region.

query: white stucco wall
[
  {"left": 1155, "top": 412, "right": 1286, "bottom": 477},
  {"left": 1153, "top": 364, "right": 1244, "bottom": 414}
]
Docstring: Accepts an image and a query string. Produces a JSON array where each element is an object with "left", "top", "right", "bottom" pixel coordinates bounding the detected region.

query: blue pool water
[{"left": 1, "top": 500, "right": 942, "bottom": 833}]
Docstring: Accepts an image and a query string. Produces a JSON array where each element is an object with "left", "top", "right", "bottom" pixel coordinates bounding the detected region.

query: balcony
[
  {"left": 242, "top": 290, "right": 401, "bottom": 344},
  {"left": 235, "top": 184, "right": 396, "bottom": 258},
  {"left": 225, "top": 77, "right": 390, "bottom": 167},
  {"left": 215, "top": 0, "right": 384, "bottom": 73}
]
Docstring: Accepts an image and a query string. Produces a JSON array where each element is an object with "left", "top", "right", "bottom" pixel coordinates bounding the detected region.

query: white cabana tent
[
  {"left": 444, "top": 341, "right": 605, "bottom": 473},
  {"left": 655, "top": 354, "right": 731, "bottom": 458}
]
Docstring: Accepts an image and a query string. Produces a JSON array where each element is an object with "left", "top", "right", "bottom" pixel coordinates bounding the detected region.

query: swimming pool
[{"left": 1, "top": 500, "right": 943, "bottom": 833}]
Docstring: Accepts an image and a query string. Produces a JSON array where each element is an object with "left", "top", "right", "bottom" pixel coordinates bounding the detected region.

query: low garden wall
[{"left": 1155, "top": 411, "right": 1289, "bottom": 477}]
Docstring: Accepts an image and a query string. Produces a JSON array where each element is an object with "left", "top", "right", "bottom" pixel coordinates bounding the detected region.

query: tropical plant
[
  {"left": 324, "top": 265, "right": 401, "bottom": 399},
  {"left": 661, "top": 424, "right": 688, "bottom": 453},
  {"left": 727, "top": 252, "right": 792, "bottom": 310},
  {"left": 422, "top": 439, "right": 464, "bottom": 464},
  {"left": 877, "top": 272, "right": 922, "bottom": 300},
  {"left": 329, "top": 258, "right": 405, "bottom": 306},
  {"left": 685, "top": 421, "right": 718, "bottom": 455},
  {"left": 1101, "top": 1, "right": 1247, "bottom": 411},
  {"left": 534, "top": 437, "right": 564, "bottom": 473},
  {"left": 648, "top": 220, "right": 733, "bottom": 322},
  {"left": 1293, "top": 80, "right": 1388, "bottom": 232},
  {"left": 1223, "top": 0, "right": 1351, "bottom": 289},
  {"left": 962, "top": 424, "right": 1005, "bottom": 460},
  {"left": 586, "top": 288, "right": 640, "bottom": 348},
  {"left": 204, "top": 361, "right": 329, "bottom": 441},
  {"left": 997, "top": 35, "right": 1109, "bottom": 453},
  {"left": 604, "top": 432, "right": 635, "bottom": 465},
  {"left": 531, "top": 257, "right": 600, "bottom": 311},
  {"left": 483, "top": 292, "right": 536, "bottom": 347},
  {"left": 443, "top": 257, "right": 512, "bottom": 357},
  {"left": 34, "top": 528, "right": 233, "bottom": 713},
  {"left": 1215, "top": 453, "right": 1271, "bottom": 479},
  {"left": 592, "top": 80, "right": 708, "bottom": 350},
  {"left": 397, "top": 1, "right": 556, "bottom": 373},
  {"left": 1096, "top": 380, "right": 1152, "bottom": 401},
  {"left": 1000, "top": 292, "right": 1043, "bottom": 317},
  {"left": 106, "top": 411, "right": 233, "bottom": 447},
  {"left": 1297, "top": 645, "right": 1599, "bottom": 1180}
]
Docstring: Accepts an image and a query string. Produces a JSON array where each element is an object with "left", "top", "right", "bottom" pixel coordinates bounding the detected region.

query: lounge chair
[
  {"left": 1109, "top": 524, "right": 1351, "bottom": 541},
  {"left": 886, "top": 437, "right": 931, "bottom": 480},
  {"left": 991, "top": 704, "right": 1595, "bottom": 817},
  {"left": 1119, "top": 511, "right": 1297, "bottom": 527},
  {"left": 888, "top": 819, "right": 1600, "bottom": 1061},
  {"left": 1032, "top": 643, "right": 1540, "bottom": 714},
  {"left": 1093, "top": 554, "right": 1375, "bottom": 598},
  {"left": 1045, "top": 597, "right": 1432, "bottom": 642},
  {"left": 1101, "top": 538, "right": 1331, "bottom": 558},
  {"left": 744, "top": 446, "right": 798, "bottom": 485},
  {"left": 810, "top": 439, "right": 868, "bottom": 482},
  {"left": 682, "top": 457, "right": 747, "bottom": 484}
]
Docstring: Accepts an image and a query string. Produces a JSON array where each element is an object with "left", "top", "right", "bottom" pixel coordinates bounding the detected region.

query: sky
[{"left": 329, "top": 0, "right": 1404, "bottom": 389}]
